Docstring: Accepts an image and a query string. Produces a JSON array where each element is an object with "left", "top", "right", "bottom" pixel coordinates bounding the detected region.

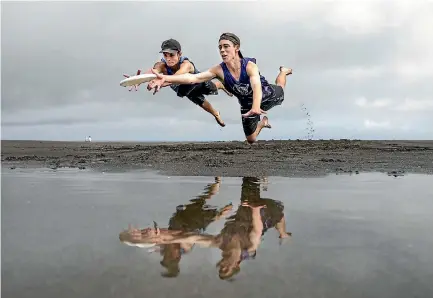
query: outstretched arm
[
  {"left": 149, "top": 62, "right": 171, "bottom": 87},
  {"left": 142, "top": 62, "right": 168, "bottom": 88},
  {"left": 247, "top": 62, "right": 263, "bottom": 110},
  {"left": 247, "top": 205, "right": 265, "bottom": 252},
  {"left": 178, "top": 233, "right": 218, "bottom": 248},
  {"left": 275, "top": 214, "right": 292, "bottom": 238},
  {"left": 174, "top": 60, "right": 195, "bottom": 75},
  {"left": 153, "top": 65, "right": 220, "bottom": 85},
  {"left": 148, "top": 60, "right": 196, "bottom": 91},
  {"left": 242, "top": 62, "right": 266, "bottom": 117},
  {"left": 212, "top": 203, "right": 233, "bottom": 221}
]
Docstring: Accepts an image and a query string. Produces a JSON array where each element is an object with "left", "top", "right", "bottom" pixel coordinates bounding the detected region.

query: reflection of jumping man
[
  {"left": 119, "top": 177, "right": 232, "bottom": 277},
  {"left": 118, "top": 176, "right": 292, "bottom": 280}
]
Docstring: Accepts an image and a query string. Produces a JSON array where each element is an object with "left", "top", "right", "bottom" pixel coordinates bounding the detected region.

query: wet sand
[{"left": 2, "top": 139, "right": 433, "bottom": 176}]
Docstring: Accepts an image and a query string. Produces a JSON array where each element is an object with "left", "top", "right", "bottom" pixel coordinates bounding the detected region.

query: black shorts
[
  {"left": 185, "top": 81, "right": 218, "bottom": 106},
  {"left": 241, "top": 84, "right": 285, "bottom": 137}
]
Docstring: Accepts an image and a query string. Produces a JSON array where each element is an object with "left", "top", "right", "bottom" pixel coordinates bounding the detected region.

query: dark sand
[{"left": 2, "top": 140, "right": 433, "bottom": 176}]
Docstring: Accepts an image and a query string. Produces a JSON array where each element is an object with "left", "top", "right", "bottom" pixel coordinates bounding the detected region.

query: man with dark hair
[
  {"left": 144, "top": 38, "right": 232, "bottom": 127},
  {"left": 149, "top": 33, "right": 293, "bottom": 144}
]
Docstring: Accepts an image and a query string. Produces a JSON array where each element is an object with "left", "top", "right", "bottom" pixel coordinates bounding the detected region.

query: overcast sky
[{"left": 2, "top": 1, "right": 432, "bottom": 141}]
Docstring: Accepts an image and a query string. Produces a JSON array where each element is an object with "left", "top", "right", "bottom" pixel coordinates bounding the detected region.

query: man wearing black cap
[
  {"left": 149, "top": 33, "right": 293, "bottom": 144},
  {"left": 145, "top": 38, "right": 232, "bottom": 127}
]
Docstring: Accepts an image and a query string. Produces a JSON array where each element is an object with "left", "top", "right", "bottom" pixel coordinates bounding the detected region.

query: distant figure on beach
[
  {"left": 85, "top": 136, "right": 92, "bottom": 142},
  {"left": 148, "top": 32, "right": 293, "bottom": 144}
]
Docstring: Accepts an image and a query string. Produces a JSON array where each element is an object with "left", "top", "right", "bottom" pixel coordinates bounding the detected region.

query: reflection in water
[
  {"left": 119, "top": 177, "right": 291, "bottom": 280},
  {"left": 215, "top": 177, "right": 291, "bottom": 280}
]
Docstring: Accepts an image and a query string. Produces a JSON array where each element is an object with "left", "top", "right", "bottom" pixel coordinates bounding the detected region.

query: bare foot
[
  {"left": 279, "top": 66, "right": 293, "bottom": 76},
  {"left": 215, "top": 81, "right": 233, "bottom": 97},
  {"left": 222, "top": 89, "right": 233, "bottom": 97},
  {"left": 219, "top": 85, "right": 233, "bottom": 97},
  {"left": 261, "top": 116, "right": 272, "bottom": 129},
  {"left": 214, "top": 111, "right": 226, "bottom": 127},
  {"left": 279, "top": 232, "right": 292, "bottom": 239}
]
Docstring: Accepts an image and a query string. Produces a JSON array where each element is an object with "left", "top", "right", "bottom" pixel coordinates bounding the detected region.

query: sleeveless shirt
[
  {"left": 219, "top": 57, "right": 275, "bottom": 107},
  {"left": 161, "top": 56, "right": 200, "bottom": 97}
]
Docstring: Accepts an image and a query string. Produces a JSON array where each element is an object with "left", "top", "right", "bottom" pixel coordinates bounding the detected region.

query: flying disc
[
  {"left": 122, "top": 241, "right": 157, "bottom": 248},
  {"left": 120, "top": 73, "right": 157, "bottom": 87}
]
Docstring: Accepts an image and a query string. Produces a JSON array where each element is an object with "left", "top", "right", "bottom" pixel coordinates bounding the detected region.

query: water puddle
[{"left": 2, "top": 168, "right": 432, "bottom": 297}]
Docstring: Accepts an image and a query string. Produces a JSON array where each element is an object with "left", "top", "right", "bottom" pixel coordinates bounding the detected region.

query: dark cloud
[
  {"left": 1, "top": 118, "right": 106, "bottom": 127},
  {"left": 1, "top": 1, "right": 432, "bottom": 140}
]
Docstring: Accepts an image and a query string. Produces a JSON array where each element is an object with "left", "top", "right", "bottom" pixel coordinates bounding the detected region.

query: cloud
[
  {"left": 354, "top": 97, "right": 433, "bottom": 112},
  {"left": 323, "top": 1, "right": 390, "bottom": 35},
  {"left": 364, "top": 119, "right": 391, "bottom": 129},
  {"left": 1, "top": 1, "right": 432, "bottom": 141},
  {"left": 393, "top": 99, "right": 433, "bottom": 111},
  {"left": 1, "top": 118, "right": 103, "bottom": 127},
  {"left": 355, "top": 97, "right": 393, "bottom": 108},
  {"left": 325, "top": 66, "right": 386, "bottom": 80}
]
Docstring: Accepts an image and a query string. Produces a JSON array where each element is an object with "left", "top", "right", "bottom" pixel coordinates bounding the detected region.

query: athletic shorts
[
  {"left": 185, "top": 81, "right": 218, "bottom": 106},
  {"left": 241, "top": 84, "right": 285, "bottom": 137}
]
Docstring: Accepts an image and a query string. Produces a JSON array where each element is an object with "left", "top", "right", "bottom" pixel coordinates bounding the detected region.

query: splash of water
[{"left": 300, "top": 103, "right": 315, "bottom": 140}]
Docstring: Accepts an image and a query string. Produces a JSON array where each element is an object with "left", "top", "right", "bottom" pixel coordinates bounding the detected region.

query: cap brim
[{"left": 159, "top": 49, "right": 178, "bottom": 54}]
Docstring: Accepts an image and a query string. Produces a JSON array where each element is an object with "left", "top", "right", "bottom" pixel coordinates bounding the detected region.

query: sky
[{"left": 1, "top": 0, "right": 433, "bottom": 141}]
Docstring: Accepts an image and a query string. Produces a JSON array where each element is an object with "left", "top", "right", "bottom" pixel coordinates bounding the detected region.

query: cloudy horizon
[{"left": 2, "top": 1, "right": 432, "bottom": 142}]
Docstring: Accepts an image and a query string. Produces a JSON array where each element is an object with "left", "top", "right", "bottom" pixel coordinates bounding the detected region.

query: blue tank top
[
  {"left": 220, "top": 57, "right": 275, "bottom": 107},
  {"left": 161, "top": 56, "right": 200, "bottom": 96}
]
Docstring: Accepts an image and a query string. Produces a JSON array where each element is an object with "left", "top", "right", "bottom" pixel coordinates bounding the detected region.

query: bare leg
[
  {"left": 201, "top": 99, "right": 226, "bottom": 127},
  {"left": 275, "top": 215, "right": 292, "bottom": 238},
  {"left": 275, "top": 66, "right": 292, "bottom": 88},
  {"left": 214, "top": 80, "right": 233, "bottom": 97},
  {"left": 246, "top": 116, "right": 272, "bottom": 144},
  {"left": 206, "top": 177, "right": 222, "bottom": 197},
  {"left": 244, "top": 67, "right": 292, "bottom": 144}
]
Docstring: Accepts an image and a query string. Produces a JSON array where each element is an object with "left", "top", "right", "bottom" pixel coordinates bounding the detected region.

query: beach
[
  {"left": 3, "top": 142, "right": 433, "bottom": 296},
  {"left": 2, "top": 140, "right": 433, "bottom": 176}
]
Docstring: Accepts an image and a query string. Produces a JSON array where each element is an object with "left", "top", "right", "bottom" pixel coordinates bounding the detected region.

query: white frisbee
[
  {"left": 122, "top": 241, "right": 157, "bottom": 248},
  {"left": 120, "top": 73, "right": 157, "bottom": 87}
]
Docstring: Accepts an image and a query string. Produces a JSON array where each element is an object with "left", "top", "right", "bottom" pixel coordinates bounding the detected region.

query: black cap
[{"left": 159, "top": 39, "right": 181, "bottom": 54}]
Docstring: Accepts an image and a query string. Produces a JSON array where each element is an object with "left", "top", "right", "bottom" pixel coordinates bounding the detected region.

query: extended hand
[
  {"left": 123, "top": 68, "right": 154, "bottom": 92},
  {"left": 220, "top": 203, "right": 233, "bottom": 216},
  {"left": 147, "top": 79, "right": 163, "bottom": 95},
  {"left": 148, "top": 69, "right": 166, "bottom": 94},
  {"left": 241, "top": 201, "right": 267, "bottom": 209},
  {"left": 242, "top": 107, "right": 267, "bottom": 118},
  {"left": 123, "top": 69, "right": 142, "bottom": 92}
]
